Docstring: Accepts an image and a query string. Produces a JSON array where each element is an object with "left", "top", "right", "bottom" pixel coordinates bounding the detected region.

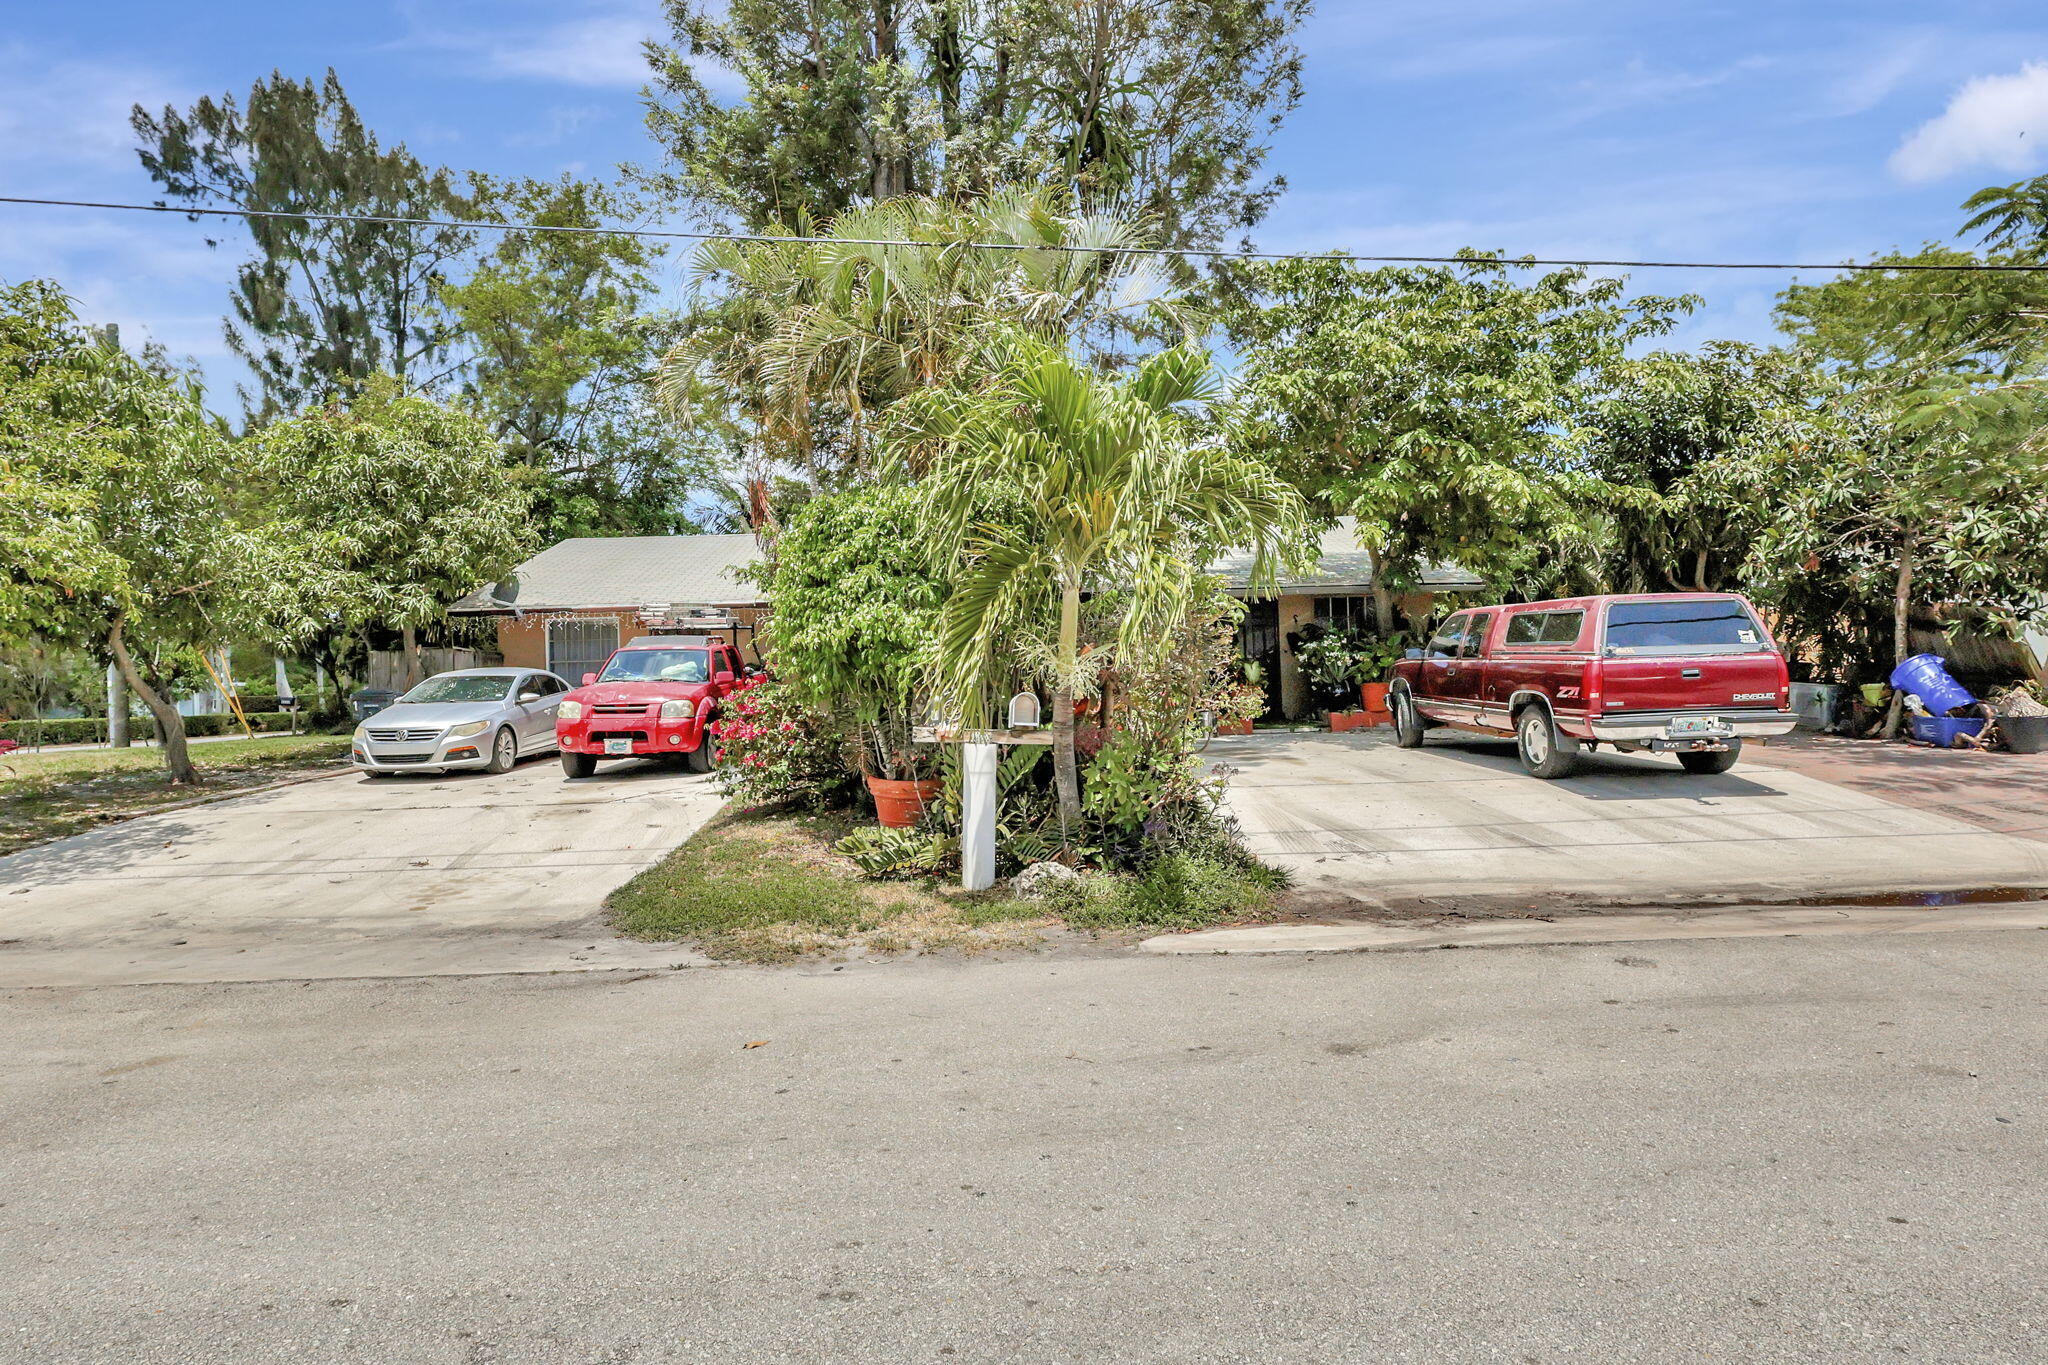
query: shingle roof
[
  {"left": 455, "top": 517, "right": 1479, "bottom": 614},
  {"left": 449, "top": 534, "right": 765, "bottom": 614},
  {"left": 1207, "top": 518, "right": 1484, "bottom": 594}
]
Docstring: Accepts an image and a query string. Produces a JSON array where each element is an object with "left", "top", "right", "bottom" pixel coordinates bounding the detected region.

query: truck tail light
[{"left": 1584, "top": 659, "right": 1605, "bottom": 716}]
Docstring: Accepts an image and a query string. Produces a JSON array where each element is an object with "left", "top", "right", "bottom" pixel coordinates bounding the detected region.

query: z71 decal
[{"left": 1557, "top": 686, "right": 1581, "bottom": 700}]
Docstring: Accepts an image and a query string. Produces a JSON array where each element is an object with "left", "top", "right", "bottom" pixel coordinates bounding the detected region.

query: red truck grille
[{"left": 591, "top": 703, "right": 651, "bottom": 716}]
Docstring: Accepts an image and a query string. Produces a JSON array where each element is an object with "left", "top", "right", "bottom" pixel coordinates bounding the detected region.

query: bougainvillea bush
[{"left": 712, "top": 679, "right": 856, "bottom": 812}]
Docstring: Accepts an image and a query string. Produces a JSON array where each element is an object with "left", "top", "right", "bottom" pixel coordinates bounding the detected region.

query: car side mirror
[
  {"left": 1404, "top": 648, "right": 1424, "bottom": 661},
  {"left": 714, "top": 670, "right": 737, "bottom": 686},
  {"left": 519, "top": 690, "right": 542, "bottom": 703},
  {"left": 582, "top": 672, "right": 597, "bottom": 685}
]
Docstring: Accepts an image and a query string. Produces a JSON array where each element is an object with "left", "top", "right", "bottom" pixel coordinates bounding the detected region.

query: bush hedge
[{"left": 0, "top": 711, "right": 304, "bottom": 745}]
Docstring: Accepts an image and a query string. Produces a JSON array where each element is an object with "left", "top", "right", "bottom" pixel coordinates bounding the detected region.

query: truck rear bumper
[{"left": 1584, "top": 709, "right": 1799, "bottom": 743}]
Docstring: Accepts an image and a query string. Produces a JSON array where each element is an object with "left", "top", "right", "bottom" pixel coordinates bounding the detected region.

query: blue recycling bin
[{"left": 1888, "top": 654, "right": 1974, "bottom": 717}]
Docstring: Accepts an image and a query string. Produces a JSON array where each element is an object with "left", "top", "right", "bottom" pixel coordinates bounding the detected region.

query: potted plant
[
  {"left": 1353, "top": 635, "right": 1409, "bottom": 713},
  {"left": 1215, "top": 658, "right": 1264, "bottom": 736},
  {"left": 1293, "top": 623, "right": 1365, "bottom": 717}
]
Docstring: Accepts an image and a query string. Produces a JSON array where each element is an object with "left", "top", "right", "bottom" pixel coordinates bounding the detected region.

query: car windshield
[
  {"left": 397, "top": 675, "right": 514, "bottom": 704},
  {"left": 1604, "top": 599, "right": 1764, "bottom": 655},
  {"left": 598, "top": 649, "right": 709, "bottom": 683}
]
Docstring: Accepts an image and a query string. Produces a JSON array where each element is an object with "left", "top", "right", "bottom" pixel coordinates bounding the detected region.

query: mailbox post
[{"left": 914, "top": 691, "right": 1051, "bottom": 892}]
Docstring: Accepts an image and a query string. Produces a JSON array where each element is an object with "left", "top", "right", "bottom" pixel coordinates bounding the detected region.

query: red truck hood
[{"left": 567, "top": 680, "right": 713, "bottom": 707}]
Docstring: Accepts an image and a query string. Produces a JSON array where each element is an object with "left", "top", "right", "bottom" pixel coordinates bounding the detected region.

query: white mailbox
[{"left": 1006, "top": 691, "right": 1042, "bottom": 729}]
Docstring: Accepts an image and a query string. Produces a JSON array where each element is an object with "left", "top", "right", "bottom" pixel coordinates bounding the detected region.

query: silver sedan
[{"left": 350, "top": 668, "right": 570, "bottom": 777}]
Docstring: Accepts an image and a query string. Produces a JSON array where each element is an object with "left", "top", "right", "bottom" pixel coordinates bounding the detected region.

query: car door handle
[{"left": 1682, "top": 668, "right": 1702, "bottom": 679}]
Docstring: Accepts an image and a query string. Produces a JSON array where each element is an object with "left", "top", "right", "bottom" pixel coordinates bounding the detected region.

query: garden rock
[{"left": 1012, "top": 861, "right": 1083, "bottom": 901}]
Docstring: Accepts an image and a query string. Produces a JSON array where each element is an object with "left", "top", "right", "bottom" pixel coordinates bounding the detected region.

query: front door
[{"left": 1236, "top": 600, "right": 1283, "bottom": 719}]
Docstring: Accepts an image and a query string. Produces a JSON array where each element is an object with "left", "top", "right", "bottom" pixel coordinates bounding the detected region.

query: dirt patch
[{"left": 605, "top": 808, "right": 1060, "bottom": 963}]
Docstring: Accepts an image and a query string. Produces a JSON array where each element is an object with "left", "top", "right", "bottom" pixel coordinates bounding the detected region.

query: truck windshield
[
  {"left": 598, "top": 649, "right": 710, "bottom": 683},
  {"left": 1604, "top": 599, "right": 1764, "bottom": 655},
  {"left": 398, "top": 675, "right": 514, "bottom": 704}
]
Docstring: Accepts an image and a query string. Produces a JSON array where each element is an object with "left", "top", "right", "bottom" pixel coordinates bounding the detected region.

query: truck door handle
[{"left": 1682, "top": 668, "right": 1702, "bottom": 679}]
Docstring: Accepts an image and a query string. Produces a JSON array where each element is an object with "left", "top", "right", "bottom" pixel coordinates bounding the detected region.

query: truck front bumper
[
  {"left": 1586, "top": 709, "right": 1799, "bottom": 745},
  {"left": 556, "top": 716, "right": 706, "bottom": 757}
]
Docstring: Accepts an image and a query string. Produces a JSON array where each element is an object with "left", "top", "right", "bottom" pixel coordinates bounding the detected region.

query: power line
[{"left": 4, "top": 192, "right": 2048, "bottom": 274}]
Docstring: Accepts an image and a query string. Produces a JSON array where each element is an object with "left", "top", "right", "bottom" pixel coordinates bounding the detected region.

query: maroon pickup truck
[{"left": 1388, "top": 592, "right": 1796, "bottom": 778}]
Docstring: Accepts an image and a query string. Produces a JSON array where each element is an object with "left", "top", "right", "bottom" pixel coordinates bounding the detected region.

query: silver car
[{"left": 350, "top": 668, "right": 570, "bottom": 777}]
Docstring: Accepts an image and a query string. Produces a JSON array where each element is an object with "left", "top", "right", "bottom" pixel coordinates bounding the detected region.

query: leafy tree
[
  {"left": 657, "top": 189, "right": 1188, "bottom": 524},
  {"left": 1578, "top": 344, "right": 1814, "bottom": 598},
  {"left": 643, "top": 0, "right": 1307, "bottom": 250},
  {"left": 438, "top": 176, "right": 715, "bottom": 538},
  {"left": 1220, "top": 254, "right": 1693, "bottom": 629},
  {"left": 762, "top": 485, "right": 949, "bottom": 779},
  {"left": 1767, "top": 249, "right": 2048, "bottom": 696},
  {"left": 903, "top": 332, "right": 1305, "bottom": 845},
  {"left": 133, "top": 70, "right": 477, "bottom": 420},
  {"left": 2, "top": 281, "right": 261, "bottom": 784},
  {"left": 251, "top": 376, "right": 534, "bottom": 692}
]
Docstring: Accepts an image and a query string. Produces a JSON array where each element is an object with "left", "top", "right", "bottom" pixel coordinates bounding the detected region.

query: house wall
[
  {"left": 1270, "top": 589, "right": 1460, "bottom": 719},
  {"left": 494, "top": 606, "right": 769, "bottom": 678}
]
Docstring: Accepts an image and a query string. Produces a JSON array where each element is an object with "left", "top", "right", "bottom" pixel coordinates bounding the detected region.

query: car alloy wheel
[
  {"left": 485, "top": 726, "right": 518, "bottom": 775},
  {"left": 1393, "top": 692, "right": 1425, "bottom": 749},
  {"left": 1516, "top": 705, "right": 1581, "bottom": 779}
]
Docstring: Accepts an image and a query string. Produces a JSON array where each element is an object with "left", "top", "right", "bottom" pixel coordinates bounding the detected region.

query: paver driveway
[
  {"left": 0, "top": 757, "right": 724, "bottom": 987},
  {"left": 1214, "top": 729, "right": 2048, "bottom": 907}
]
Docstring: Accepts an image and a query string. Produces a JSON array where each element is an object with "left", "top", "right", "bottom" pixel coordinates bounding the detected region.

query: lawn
[
  {"left": 0, "top": 734, "right": 352, "bottom": 856},
  {"left": 607, "top": 808, "right": 1054, "bottom": 963}
]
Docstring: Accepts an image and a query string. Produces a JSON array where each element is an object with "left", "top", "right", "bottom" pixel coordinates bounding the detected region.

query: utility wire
[{"left": 4, "top": 192, "right": 2048, "bottom": 273}]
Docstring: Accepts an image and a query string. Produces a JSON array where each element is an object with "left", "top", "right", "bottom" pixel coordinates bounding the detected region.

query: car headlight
[
  {"left": 445, "top": 720, "right": 490, "bottom": 740},
  {"left": 556, "top": 699, "right": 584, "bottom": 721},
  {"left": 352, "top": 726, "right": 369, "bottom": 743},
  {"left": 659, "top": 698, "right": 695, "bottom": 720}
]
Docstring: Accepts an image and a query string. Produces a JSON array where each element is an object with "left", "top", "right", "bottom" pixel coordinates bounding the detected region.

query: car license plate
[
  {"left": 1668, "top": 716, "right": 1723, "bottom": 735},
  {"left": 604, "top": 738, "right": 634, "bottom": 755}
]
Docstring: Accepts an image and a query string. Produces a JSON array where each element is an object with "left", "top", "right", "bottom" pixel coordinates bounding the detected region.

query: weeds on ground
[{"left": 606, "top": 809, "right": 1050, "bottom": 962}]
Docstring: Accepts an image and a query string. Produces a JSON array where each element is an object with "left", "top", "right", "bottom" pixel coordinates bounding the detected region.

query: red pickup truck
[
  {"left": 554, "top": 634, "right": 746, "bottom": 778},
  {"left": 1388, "top": 592, "right": 1796, "bottom": 778}
]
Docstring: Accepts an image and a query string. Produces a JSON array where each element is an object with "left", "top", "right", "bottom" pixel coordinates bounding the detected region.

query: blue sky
[{"left": 5, "top": 0, "right": 2048, "bottom": 398}]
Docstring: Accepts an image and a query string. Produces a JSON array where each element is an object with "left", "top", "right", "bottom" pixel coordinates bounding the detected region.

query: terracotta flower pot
[
  {"left": 866, "top": 775, "right": 942, "bottom": 828},
  {"left": 1328, "top": 710, "right": 1382, "bottom": 733},
  {"left": 1215, "top": 718, "right": 1254, "bottom": 736},
  {"left": 1359, "top": 682, "right": 1390, "bottom": 712}
]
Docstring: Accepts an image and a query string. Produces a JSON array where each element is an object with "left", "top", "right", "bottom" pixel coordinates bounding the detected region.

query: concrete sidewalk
[{"left": 1209, "top": 730, "right": 2048, "bottom": 907}]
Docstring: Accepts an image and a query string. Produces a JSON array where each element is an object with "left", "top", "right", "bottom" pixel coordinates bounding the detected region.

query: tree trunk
[
  {"left": 1370, "top": 582, "right": 1396, "bottom": 636},
  {"left": 400, "top": 625, "right": 423, "bottom": 690},
  {"left": 1883, "top": 531, "right": 1916, "bottom": 739},
  {"left": 109, "top": 617, "right": 198, "bottom": 785},
  {"left": 1051, "top": 583, "right": 1083, "bottom": 855},
  {"left": 107, "top": 662, "right": 130, "bottom": 748}
]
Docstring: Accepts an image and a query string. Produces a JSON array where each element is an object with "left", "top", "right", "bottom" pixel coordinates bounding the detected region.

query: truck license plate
[
  {"left": 604, "top": 738, "right": 634, "bottom": 755},
  {"left": 1668, "top": 716, "right": 1722, "bottom": 735}
]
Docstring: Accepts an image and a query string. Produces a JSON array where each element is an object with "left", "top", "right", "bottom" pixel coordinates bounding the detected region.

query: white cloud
[
  {"left": 482, "top": 13, "right": 658, "bottom": 88},
  {"left": 1889, "top": 62, "right": 2048, "bottom": 184},
  {"left": 0, "top": 43, "right": 183, "bottom": 177}
]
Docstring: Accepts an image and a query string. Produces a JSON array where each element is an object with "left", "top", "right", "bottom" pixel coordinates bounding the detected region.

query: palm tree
[
  {"left": 904, "top": 332, "right": 1307, "bottom": 849},
  {"left": 654, "top": 188, "right": 1194, "bottom": 517}
]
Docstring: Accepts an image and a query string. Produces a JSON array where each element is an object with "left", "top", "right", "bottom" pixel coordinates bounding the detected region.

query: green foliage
[
  {"left": 763, "top": 485, "right": 948, "bottom": 777},
  {"left": 1220, "top": 254, "right": 1694, "bottom": 613},
  {"left": 439, "top": 175, "right": 713, "bottom": 539},
  {"left": 658, "top": 189, "right": 1195, "bottom": 495},
  {"left": 0, "top": 280, "right": 268, "bottom": 782},
  {"left": 713, "top": 679, "right": 860, "bottom": 811},
  {"left": 250, "top": 376, "right": 533, "bottom": 647},
  {"left": 1041, "top": 837, "right": 1287, "bottom": 931},
  {"left": 0, "top": 711, "right": 301, "bottom": 746},
  {"left": 834, "top": 826, "right": 956, "bottom": 879},
  {"left": 133, "top": 71, "right": 477, "bottom": 420},
  {"left": 644, "top": 0, "right": 1307, "bottom": 252}
]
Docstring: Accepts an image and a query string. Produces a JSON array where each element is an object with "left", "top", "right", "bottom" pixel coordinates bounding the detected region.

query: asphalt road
[
  {"left": 0, "top": 755, "right": 723, "bottom": 986},
  {"left": 5, "top": 932, "right": 2043, "bottom": 1363},
  {"left": 1216, "top": 731, "right": 2048, "bottom": 907}
]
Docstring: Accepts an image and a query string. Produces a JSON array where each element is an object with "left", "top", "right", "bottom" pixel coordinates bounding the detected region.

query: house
[
  {"left": 449, "top": 534, "right": 769, "bottom": 683},
  {"left": 1208, "top": 519, "right": 1484, "bottom": 718},
  {"left": 453, "top": 518, "right": 1479, "bottom": 717}
]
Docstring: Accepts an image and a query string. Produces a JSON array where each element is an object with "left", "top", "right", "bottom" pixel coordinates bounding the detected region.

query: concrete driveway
[
  {"left": 1214, "top": 729, "right": 2048, "bottom": 907},
  {"left": 0, "top": 757, "right": 724, "bottom": 987}
]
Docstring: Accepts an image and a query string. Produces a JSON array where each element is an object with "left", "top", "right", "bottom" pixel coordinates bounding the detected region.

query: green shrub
[
  {"left": 835, "top": 826, "right": 956, "bottom": 879},
  {"left": 0, "top": 711, "right": 303, "bottom": 745},
  {"left": 1041, "top": 826, "right": 1289, "bottom": 932},
  {"left": 713, "top": 679, "right": 858, "bottom": 811}
]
